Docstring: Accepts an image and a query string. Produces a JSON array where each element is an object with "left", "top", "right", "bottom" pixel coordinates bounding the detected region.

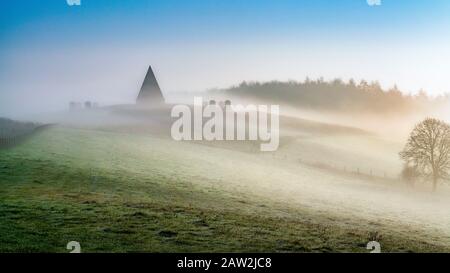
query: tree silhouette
[
  {"left": 219, "top": 78, "right": 450, "bottom": 115},
  {"left": 400, "top": 118, "right": 450, "bottom": 191}
]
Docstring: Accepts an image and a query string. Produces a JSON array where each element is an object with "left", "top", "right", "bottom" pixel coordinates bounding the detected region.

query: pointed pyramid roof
[{"left": 136, "top": 66, "right": 165, "bottom": 105}]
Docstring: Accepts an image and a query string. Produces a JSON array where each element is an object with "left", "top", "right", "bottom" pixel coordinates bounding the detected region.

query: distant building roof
[{"left": 136, "top": 66, "right": 165, "bottom": 105}]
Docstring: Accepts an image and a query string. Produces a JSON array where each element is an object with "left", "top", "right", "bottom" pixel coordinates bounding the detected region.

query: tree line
[{"left": 214, "top": 78, "right": 449, "bottom": 115}]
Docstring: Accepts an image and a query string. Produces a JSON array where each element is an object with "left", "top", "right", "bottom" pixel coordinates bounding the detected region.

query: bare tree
[{"left": 400, "top": 118, "right": 450, "bottom": 191}]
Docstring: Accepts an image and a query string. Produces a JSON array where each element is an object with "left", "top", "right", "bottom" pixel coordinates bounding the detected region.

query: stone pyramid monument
[{"left": 136, "top": 66, "right": 165, "bottom": 106}]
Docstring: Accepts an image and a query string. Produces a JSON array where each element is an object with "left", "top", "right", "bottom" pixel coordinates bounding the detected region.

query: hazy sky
[{"left": 1, "top": 0, "right": 450, "bottom": 117}]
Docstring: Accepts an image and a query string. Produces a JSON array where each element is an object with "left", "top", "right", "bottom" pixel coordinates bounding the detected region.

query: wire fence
[
  {"left": 0, "top": 124, "right": 53, "bottom": 149},
  {"left": 298, "top": 158, "right": 398, "bottom": 182}
]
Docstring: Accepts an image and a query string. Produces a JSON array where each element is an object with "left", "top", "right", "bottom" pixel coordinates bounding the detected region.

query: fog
[
  {"left": 3, "top": 40, "right": 450, "bottom": 120},
  {"left": 51, "top": 104, "right": 450, "bottom": 248},
  {"left": 2, "top": 43, "right": 450, "bottom": 251},
  {"left": 2, "top": 89, "right": 450, "bottom": 250},
  {"left": 3, "top": 0, "right": 450, "bottom": 253}
]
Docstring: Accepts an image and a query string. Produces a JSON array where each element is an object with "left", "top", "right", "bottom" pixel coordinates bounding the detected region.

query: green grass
[{"left": 0, "top": 127, "right": 448, "bottom": 253}]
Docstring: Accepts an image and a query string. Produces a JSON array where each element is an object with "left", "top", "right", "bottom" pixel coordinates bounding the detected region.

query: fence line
[
  {"left": 299, "top": 159, "right": 395, "bottom": 181},
  {"left": 0, "top": 124, "right": 53, "bottom": 149}
]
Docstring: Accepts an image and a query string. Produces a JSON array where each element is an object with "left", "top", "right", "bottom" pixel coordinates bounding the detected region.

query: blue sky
[
  {"left": 2, "top": 0, "right": 448, "bottom": 46},
  {"left": 1, "top": 0, "right": 450, "bottom": 116}
]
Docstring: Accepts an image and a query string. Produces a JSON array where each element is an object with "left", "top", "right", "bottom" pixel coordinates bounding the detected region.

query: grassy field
[{"left": 1, "top": 125, "right": 449, "bottom": 253}]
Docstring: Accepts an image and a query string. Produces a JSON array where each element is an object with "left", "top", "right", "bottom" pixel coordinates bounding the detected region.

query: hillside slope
[{"left": 1, "top": 124, "right": 449, "bottom": 252}]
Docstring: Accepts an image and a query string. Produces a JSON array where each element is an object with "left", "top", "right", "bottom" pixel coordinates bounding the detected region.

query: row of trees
[
  {"left": 216, "top": 80, "right": 450, "bottom": 191},
  {"left": 400, "top": 118, "right": 450, "bottom": 192},
  {"left": 216, "top": 79, "right": 450, "bottom": 115}
]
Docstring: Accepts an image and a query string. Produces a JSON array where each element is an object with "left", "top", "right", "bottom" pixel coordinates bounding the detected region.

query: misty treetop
[{"left": 214, "top": 79, "right": 450, "bottom": 114}]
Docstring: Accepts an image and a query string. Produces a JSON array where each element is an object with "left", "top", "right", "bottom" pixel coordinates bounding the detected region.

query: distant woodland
[{"left": 215, "top": 79, "right": 450, "bottom": 114}]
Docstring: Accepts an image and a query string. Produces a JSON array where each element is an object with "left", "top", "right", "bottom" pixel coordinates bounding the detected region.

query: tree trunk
[{"left": 432, "top": 176, "right": 438, "bottom": 192}]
